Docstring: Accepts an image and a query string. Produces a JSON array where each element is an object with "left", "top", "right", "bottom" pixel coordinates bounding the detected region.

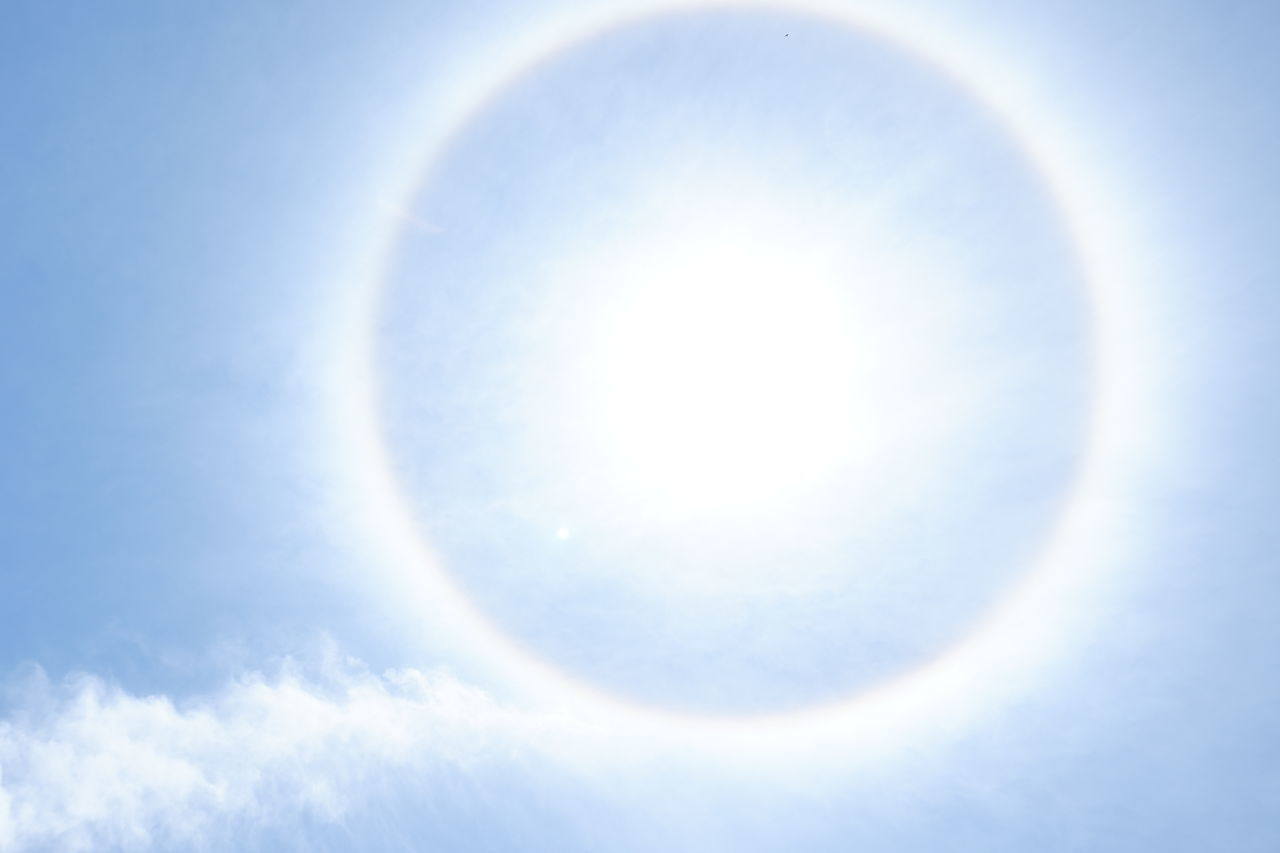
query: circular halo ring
[{"left": 342, "top": 0, "right": 1150, "bottom": 753}]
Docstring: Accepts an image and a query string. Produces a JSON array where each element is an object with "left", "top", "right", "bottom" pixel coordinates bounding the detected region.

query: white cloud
[{"left": 0, "top": 656, "right": 551, "bottom": 852}]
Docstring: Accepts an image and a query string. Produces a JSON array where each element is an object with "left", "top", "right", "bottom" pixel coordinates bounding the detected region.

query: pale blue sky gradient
[{"left": 2, "top": 1, "right": 1279, "bottom": 850}]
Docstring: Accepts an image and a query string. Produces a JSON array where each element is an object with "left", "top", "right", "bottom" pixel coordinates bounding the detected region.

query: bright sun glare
[{"left": 573, "top": 216, "right": 874, "bottom": 519}]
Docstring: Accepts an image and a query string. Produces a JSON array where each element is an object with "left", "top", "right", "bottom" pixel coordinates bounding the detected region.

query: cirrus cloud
[{"left": 0, "top": 656, "right": 555, "bottom": 852}]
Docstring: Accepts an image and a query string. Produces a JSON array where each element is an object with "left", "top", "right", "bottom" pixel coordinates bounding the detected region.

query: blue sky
[{"left": 2, "top": 0, "right": 1279, "bottom": 850}]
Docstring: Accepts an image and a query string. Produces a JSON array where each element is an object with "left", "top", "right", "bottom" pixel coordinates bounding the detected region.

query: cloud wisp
[{"left": 0, "top": 657, "right": 553, "bottom": 851}]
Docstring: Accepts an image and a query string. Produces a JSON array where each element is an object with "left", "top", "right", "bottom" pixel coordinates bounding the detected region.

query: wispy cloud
[{"left": 0, "top": 655, "right": 551, "bottom": 851}]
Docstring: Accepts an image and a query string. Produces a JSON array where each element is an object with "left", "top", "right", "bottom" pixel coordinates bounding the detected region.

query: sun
[{"left": 567, "top": 209, "right": 875, "bottom": 521}]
